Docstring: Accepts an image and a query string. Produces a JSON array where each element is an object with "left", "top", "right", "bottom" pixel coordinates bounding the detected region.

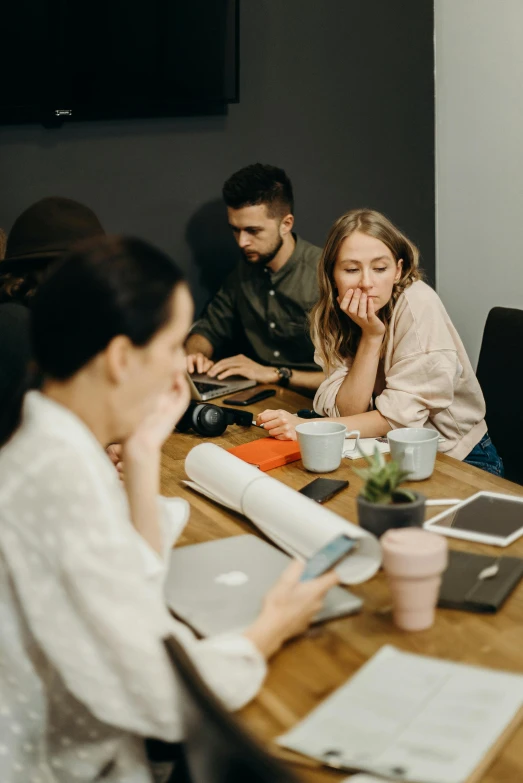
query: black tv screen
[{"left": 1, "top": 0, "right": 239, "bottom": 125}]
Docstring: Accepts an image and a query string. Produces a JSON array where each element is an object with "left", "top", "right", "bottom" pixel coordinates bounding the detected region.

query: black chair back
[
  {"left": 476, "top": 306, "right": 523, "bottom": 484},
  {"left": 164, "top": 636, "right": 297, "bottom": 783}
]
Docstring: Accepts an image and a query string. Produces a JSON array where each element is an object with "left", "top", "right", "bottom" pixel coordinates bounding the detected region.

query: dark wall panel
[{"left": 0, "top": 0, "right": 435, "bottom": 312}]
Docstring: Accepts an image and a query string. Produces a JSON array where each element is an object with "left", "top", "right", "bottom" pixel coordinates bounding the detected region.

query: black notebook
[{"left": 438, "top": 549, "right": 523, "bottom": 613}]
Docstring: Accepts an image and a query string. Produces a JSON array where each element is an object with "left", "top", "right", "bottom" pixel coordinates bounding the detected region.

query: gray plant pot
[{"left": 357, "top": 492, "right": 426, "bottom": 539}]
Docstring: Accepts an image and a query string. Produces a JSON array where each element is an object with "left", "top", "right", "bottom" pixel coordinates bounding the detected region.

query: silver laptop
[
  {"left": 164, "top": 535, "right": 362, "bottom": 637},
  {"left": 188, "top": 372, "right": 256, "bottom": 402}
]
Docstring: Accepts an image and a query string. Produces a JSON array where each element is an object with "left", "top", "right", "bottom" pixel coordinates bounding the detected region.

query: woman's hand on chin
[
  {"left": 255, "top": 409, "right": 305, "bottom": 441},
  {"left": 338, "top": 288, "right": 386, "bottom": 340},
  {"left": 106, "top": 443, "right": 124, "bottom": 480},
  {"left": 125, "top": 376, "right": 191, "bottom": 459}
]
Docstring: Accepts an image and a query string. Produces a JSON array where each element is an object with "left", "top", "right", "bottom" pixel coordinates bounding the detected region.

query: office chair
[
  {"left": 164, "top": 636, "right": 298, "bottom": 783},
  {"left": 476, "top": 306, "right": 523, "bottom": 484}
]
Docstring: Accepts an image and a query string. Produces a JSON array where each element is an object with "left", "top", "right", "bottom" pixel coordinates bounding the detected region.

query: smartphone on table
[
  {"left": 299, "top": 477, "right": 349, "bottom": 504},
  {"left": 300, "top": 535, "right": 359, "bottom": 581},
  {"left": 223, "top": 387, "right": 276, "bottom": 406}
]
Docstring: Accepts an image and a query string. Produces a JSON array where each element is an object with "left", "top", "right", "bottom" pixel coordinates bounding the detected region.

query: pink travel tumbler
[{"left": 381, "top": 528, "right": 448, "bottom": 631}]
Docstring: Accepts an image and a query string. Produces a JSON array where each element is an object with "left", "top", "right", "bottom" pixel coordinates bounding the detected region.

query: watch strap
[{"left": 277, "top": 367, "right": 292, "bottom": 387}]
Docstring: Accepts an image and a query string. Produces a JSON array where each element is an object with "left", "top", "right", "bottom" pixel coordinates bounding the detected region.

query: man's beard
[{"left": 241, "top": 236, "right": 283, "bottom": 266}]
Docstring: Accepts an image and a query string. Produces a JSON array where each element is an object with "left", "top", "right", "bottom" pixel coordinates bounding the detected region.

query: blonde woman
[{"left": 257, "top": 209, "right": 503, "bottom": 475}]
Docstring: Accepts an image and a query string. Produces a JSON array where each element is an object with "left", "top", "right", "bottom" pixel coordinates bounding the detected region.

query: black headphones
[{"left": 176, "top": 401, "right": 254, "bottom": 437}]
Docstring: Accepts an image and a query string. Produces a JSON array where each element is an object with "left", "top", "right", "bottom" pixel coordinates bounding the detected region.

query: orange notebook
[{"left": 228, "top": 438, "right": 302, "bottom": 471}]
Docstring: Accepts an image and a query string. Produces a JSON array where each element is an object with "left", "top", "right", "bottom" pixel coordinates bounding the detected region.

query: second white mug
[{"left": 387, "top": 428, "right": 439, "bottom": 481}]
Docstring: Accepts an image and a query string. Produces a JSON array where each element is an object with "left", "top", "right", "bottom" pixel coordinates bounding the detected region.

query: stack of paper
[
  {"left": 277, "top": 645, "right": 523, "bottom": 783},
  {"left": 343, "top": 438, "right": 390, "bottom": 460},
  {"left": 183, "top": 443, "right": 382, "bottom": 585}
]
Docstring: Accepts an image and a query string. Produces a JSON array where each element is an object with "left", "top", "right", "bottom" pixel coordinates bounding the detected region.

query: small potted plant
[{"left": 354, "top": 447, "right": 425, "bottom": 538}]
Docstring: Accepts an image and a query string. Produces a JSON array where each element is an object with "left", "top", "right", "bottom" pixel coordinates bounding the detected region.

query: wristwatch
[{"left": 276, "top": 367, "right": 293, "bottom": 388}]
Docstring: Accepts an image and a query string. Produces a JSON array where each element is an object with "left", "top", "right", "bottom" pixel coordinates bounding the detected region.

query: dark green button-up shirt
[{"left": 190, "top": 235, "right": 322, "bottom": 371}]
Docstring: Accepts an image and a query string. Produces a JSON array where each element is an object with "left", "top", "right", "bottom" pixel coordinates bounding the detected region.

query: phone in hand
[
  {"left": 298, "top": 477, "right": 349, "bottom": 504},
  {"left": 223, "top": 388, "right": 276, "bottom": 406},
  {"left": 300, "top": 534, "right": 359, "bottom": 581}
]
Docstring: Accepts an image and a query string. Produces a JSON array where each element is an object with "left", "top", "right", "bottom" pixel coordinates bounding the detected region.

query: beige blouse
[
  {"left": 313, "top": 281, "right": 487, "bottom": 460},
  {"left": 0, "top": 392, "right": 266, "bottom": 783}
]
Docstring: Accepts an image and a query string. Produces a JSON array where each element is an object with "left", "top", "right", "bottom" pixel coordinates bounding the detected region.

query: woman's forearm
[
  {"left": 243, "top": 613, "right": 287, "bottom": 659},
  {"left": 123, "top": 446, "right": 163, "bottom": 555},
  {"left": 335, "top": 335, "right": 383, "bottom": 416},
  {"left": 326, "top": 409, "right": 390, "bottom": 438}
]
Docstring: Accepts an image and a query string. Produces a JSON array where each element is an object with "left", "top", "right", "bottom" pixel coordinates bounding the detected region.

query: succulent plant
[{"left": 354, "top": 445, "right": 416, "bottom": 505}]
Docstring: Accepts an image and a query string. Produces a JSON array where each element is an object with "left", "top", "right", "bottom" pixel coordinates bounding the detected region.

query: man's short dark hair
[{"left": 222, "top": 163, "right": 294, "bottom": 218}]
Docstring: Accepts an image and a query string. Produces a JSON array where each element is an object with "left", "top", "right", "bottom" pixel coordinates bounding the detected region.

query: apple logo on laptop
[{"left": 214, "top": 571, "right": 249, "bottom": 587}]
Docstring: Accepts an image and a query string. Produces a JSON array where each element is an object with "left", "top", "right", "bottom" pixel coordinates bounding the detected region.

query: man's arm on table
[
  {"left": 185, "top": 333, "right": 215, "bottom": 374},
  {"left": 186, "top": 273, "right": 238, "bottom": 373},
  {"left": 288, "top": 369, "right": 325, "bottom": 393},
  {"left": 207, "top": 353, "right": 324, "bottom": 391}
]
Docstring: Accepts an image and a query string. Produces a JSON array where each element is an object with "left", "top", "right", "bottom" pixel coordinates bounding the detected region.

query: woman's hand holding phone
[{"left": 244, "top": 561, "right": 340, "bottom": 658}]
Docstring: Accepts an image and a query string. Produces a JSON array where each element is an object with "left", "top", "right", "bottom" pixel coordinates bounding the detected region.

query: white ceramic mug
[
  {"left": 295, "top": 421, "right": 348, "bottom": 472},
  {"left": 387, "top": 428, "right": 439, "bottom": 481}
]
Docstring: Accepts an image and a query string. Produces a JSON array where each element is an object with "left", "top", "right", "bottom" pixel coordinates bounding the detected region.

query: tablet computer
[{"left": 423, "top": 491, "right": 523, "bottom": 546}]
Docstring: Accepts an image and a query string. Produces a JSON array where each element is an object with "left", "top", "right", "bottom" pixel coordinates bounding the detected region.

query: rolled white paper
[
  {"left": 185, "top": 442, "right": 265, "bottom": 513},
  {"left": 242, "top": 479, "right": 381, "bottom": 584},
  {"left": 184, "top": 443, "right": 381, "bottom": 584}
]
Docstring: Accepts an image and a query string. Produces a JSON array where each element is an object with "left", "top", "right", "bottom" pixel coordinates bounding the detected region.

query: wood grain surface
[{"left": 162, "top": 387, "right": 523, "bottom": 782}]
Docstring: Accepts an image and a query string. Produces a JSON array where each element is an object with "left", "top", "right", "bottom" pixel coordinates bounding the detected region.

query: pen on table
[{"left": 425, "top": 498, "right": 462, "bottom": 507}]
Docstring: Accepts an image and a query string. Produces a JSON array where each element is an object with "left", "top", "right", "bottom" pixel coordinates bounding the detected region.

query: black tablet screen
[{"left": 433, "top": 495, "right": 523, "bottom": 539}]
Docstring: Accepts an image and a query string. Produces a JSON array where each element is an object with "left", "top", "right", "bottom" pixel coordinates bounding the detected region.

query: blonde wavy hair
[{"left": 311, "top": 209, "right": 422, "bottom": 374}]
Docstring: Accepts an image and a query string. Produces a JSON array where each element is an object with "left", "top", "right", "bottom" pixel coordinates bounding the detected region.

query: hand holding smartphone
[
  {"left": 223, "top": 387, "right": 277, "bottom": 406},
  {"left": 300, "top": 534, "right": 359, "bottom": 581}
]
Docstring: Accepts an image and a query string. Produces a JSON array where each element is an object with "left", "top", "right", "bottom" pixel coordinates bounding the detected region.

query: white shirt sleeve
[
  {"left": 135, "top": 496, "right": 190, "bottom": 583},
  {"left": 1, "top": 447, "right": 266, "bottom": 742},
  {"left": 374, "top": 350, "right": 459, "bottom": 429}
]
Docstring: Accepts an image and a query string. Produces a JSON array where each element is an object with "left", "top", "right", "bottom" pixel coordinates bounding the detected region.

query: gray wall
[
  {"left": 0, "top": 0, "right": 435, "bottom": 314},
  {"left": 436, "top": 0, "right": 523, "bottom": 366}
]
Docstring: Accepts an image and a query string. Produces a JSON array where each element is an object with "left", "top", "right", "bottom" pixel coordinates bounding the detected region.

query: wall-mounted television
[{"left": 1, "top": 0, "right": 239, "bottom": 126}]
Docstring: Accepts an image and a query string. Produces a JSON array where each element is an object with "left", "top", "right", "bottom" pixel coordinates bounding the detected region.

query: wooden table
[{"left": 161, "top": 387, "right": 523, "bottom": 782}]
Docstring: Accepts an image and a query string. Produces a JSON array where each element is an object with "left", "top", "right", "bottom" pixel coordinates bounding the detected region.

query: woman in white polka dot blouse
[{"left": 0, "top": 237, "right": 338, "bottom": 783}]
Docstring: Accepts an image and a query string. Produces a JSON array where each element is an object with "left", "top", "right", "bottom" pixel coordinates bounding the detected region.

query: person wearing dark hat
[
  {"left": 0, "top": 196, "right": 105, "bottom": 305},
  {"left": 0, "top": 197, "right": 105, "bottom": 418}
]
